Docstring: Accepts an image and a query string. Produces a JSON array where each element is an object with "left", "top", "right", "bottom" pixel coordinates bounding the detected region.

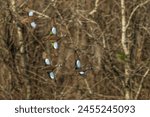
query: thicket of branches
[{"left": 0, "top": 0, "right": 150, "bottom": 99}]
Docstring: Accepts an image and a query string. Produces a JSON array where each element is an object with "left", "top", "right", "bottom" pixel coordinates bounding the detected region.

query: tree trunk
[{"left": 121, "top": 0, "right": 131, "bottom": 99}]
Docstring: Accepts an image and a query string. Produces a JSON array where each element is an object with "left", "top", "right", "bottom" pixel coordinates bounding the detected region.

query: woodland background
[{"left": 0, "top": 0, "right": 150, "bottom": 99}]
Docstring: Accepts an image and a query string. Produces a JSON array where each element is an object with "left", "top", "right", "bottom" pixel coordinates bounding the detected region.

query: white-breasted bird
[
  {"left": 75, "top": 59, "right": 81, "bottom": 69},
  {"left": 44, "top": 58, "right": 51, "bottom": 65},
  {"left": 31, "top": 22, "right": 36, "bottom": 28},
  {"left": 28, "top": 11, "right": 34, "bottom": 16},
  {"left": 51, "top": 26, "right": 57, "bottom": 35},
  {"left": 47, "top": 72, "right": 55, "bottom": 79},
  {"left": 53, "top": 42, "right": 58, "bottom": 49}
]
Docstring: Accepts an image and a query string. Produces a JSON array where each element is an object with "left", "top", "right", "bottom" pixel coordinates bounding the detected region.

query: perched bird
[
  {"left": 42, "top": 52, "right": 51, "bottom": 65},
  {"left": 52, "top": 41, "right": 59, "bottom": 49},
  {"left": 79, "top": 71, "right": 85, "bottom": 76},
  {"left": 51, "top": 26, "right": 57, "bottom": 35},
  {"left": 28, "top": 11, "right": 34, "bottom": 16},
  {"left": 30, "top": 22, "right": 36, "bottom": 28},
  {"left": 44, "top": 58, "right": 51, "bottom": 65},
  {"left": 47, "top": 71, "right": 55, "bottom": 80},
  {"left": 75, "top": 59, "right": 81, "bottom": 69}
]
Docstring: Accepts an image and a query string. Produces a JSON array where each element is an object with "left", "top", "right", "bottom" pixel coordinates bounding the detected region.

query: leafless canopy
[{"left": 0, "top": 0, "right": 150, "bottom": 99}]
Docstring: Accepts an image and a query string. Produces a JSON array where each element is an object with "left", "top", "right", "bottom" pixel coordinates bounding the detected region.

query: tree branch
[
  {"left": 89, "top": 0, "right": 100, "bottom": 15},
  {"left": 135, "top": 69, "right": 150, "bottom": 99},
  {"left": 126, "top": 0, "right": 150, "bottom": 30}
]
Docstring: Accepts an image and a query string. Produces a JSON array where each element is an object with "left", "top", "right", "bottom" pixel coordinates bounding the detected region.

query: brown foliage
[{"left": 0, "top": 0, "right": 150, "bottom": 99}]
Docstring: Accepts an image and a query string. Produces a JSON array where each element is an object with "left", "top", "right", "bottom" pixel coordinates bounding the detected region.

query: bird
[
  {"left": 47, "top": 71, "right": 55, "bottom": 80},
  {"left": 75, "top": 59, "right": 81, "bottom": 69}
]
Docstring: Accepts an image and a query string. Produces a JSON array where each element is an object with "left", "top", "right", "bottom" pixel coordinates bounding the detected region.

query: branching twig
[
  {"left": 125, "top": 0, "right": 150, "bottom": 30},
  {"left": 141, "top": 26, "right": 150, "bottom": 35},
  {"left": 42, "top": 2, "right": 52, "bottom": 13},
  {"left": 89, "top": 0, "right": 100, "bottom": 15},
  {"left": 135, "top": 69, "right": 150, "bottom": 99}
]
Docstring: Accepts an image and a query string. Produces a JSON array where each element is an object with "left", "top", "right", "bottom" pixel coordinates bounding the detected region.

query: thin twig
[
  {"left": 89, "top": 0, "right": 100, "bottom": 15},
  {"left": 42, "top": 2, "right": 52, "bottom": 13},
  {"left": 27, "top": 9, "right": 51, "bottom": 19},
  {"left": 19, "top": 0, "right": 28, "bottom": 8},
  {"left": 126, "top": 0, "right": 150, "bottom": 30},
  {"left": 135, "top": 69, "right": 150, "bottom": 99},
  {"left": 84, "top": 79, "right": 92, "bottom": 94}
]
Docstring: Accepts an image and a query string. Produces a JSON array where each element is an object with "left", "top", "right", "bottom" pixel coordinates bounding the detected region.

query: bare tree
[{"left": 0, "top": 0, "right": 150, "bottom": 99}]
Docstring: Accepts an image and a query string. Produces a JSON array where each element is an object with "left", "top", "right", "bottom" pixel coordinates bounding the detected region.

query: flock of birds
[
  {"left": 45, "top": 59, "right": 83, "bottom": 80},
  {"left": 28, "top": 11, "right": 86, "bottom": 80}
]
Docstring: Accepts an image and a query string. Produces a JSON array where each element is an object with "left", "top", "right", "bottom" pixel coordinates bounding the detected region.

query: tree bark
[{"left": 121, "top": 0, "right": 131, "bottom": 99}]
